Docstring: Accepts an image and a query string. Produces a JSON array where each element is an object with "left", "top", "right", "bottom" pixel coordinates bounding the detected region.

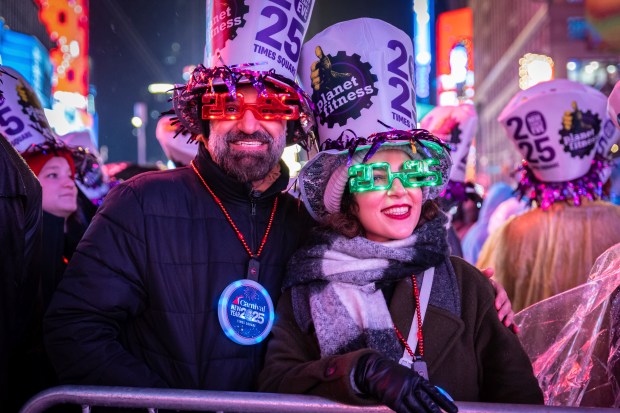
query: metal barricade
[{"left": 18, "top": 386, "right": 619, "bottom": 413}]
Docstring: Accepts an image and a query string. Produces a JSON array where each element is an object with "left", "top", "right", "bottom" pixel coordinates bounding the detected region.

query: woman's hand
[
  {"left": 354, "top": 353, "right": 458, "bottom": 413},
  {"left": 480, "top": 267, "right": 519, "bottom": 333}
]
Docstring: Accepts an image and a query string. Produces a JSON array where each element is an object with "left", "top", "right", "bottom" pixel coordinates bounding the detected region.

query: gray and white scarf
[{"left": 284, "top": 212, "right": 461, "bottom": 361}]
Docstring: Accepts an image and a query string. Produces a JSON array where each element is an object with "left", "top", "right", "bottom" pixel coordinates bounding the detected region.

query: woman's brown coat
[{"left": 259, "top": 256, "right": 543, "bottom": 405}]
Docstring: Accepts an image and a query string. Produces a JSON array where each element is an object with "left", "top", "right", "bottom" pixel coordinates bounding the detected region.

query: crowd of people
[{"left": 1, "top": 2, "right": 620, "bottom": 413}]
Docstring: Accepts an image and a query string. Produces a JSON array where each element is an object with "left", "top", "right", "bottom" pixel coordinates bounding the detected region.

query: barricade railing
[{"left": 18, "top": 386, "right": 619, "bottom": 413}]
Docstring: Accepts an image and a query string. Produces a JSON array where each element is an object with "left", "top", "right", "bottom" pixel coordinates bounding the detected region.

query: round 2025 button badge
[{"left": 218, "top": 279, "right": 275, "bottom": 345}]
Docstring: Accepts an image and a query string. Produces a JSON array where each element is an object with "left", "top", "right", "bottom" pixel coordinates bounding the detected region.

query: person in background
[
  {"left": 0, "top": 132, "right": 43, "bottom": 412},
  {"left": 0, "top": 65, "right": 101, "bottom": 412},
  {"left": 515, "top": 241, "right": 620, "bottom": 408},
  {"left": 462, "top": 181, "right": 515, "bottom": 265},
  {"left": 607, "top": 80, "right": 620, "bottom": 205},
  {"left": 420, "top": 103, "right": 479, "bottom": 255},
  {"left": 259, "top": 18, "right": 541, "bottom": 413},
  {"left": 478, "top": 79, "right": 620, "bottom": 312},
  {"left": 22, "top": 146, "right": 80, "bottom": 309},
  {"left": 44, "top": 0, "right": 318, "bottom": 392},
  {"left": 449, "top": 181, "right": 483, "bottom": 241}
]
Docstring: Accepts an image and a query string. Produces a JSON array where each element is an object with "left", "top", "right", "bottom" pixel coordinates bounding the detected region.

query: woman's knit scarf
[{"left": 284, "top": 212, "right": 461, "bottom": 361}]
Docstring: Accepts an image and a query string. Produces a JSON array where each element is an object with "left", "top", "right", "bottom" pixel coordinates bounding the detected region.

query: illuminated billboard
[
  {"left": 436, "top": 7, "right": 474, "bottom": 106},
  {"left": 0, "top": 21, "right": 53, "bottom": 107}
]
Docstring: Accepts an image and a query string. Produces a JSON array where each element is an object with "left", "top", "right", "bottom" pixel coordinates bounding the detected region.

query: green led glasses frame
[{"left": 348, "top": 158, "right": 443, "bottom": 193}]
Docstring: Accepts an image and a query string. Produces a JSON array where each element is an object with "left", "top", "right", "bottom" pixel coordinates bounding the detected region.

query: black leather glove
[{"left": 354, "top": 352, "right": 458, "bottom": 413}]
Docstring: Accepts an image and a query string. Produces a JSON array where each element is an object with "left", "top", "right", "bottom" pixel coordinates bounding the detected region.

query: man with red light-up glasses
[{"left": 44, "top": 0, "right": 319, "bottom": 395}]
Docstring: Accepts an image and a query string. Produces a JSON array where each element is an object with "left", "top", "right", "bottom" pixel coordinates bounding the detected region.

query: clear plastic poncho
[{"left": 515, "top": 242, "right": 620, "bottom": 407}]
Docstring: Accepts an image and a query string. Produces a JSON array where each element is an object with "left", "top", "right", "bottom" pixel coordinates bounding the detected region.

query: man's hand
[
  {"left": 310, "top": 46, "right": 352, "bottom": 91},
  {"left": 480, "top": 267, "right": 519, "bottom": 333}
]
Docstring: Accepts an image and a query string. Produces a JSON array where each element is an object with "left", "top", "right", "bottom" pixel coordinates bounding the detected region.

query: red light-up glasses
[{"left": 201, "top": 91, "right": 301, "bottom": 121}]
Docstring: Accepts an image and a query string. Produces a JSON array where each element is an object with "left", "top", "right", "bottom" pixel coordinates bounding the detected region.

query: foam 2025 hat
[
  {"left": 0, "top": 65, "right": 100, "bottom": 196},
  {"left": 0, "top": 65, "right": 57, "bottom": 153},
  {"left": 498, "top": 79, "right": 611, "bottom": 208},
  {"left": 298, "top": 18, "right": 417, "bottom": 140},
  {"left": 172, "top": 0, "right": 316, "bottom": 149},
  {"left": 296, "top": 19, "right": 451, "bottom": 222},
  {"left": 420, "top": 103, "right": 477, "bottom": 183}
]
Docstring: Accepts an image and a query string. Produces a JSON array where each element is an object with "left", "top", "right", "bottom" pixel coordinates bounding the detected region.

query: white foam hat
[
  {"left": 595, "top": 81, "right": 620, "bottom": 183},
  {"left": 498, "top": 79, "right": 608, "bottom": 183},
  {"left": 298, "top": 18, "right": 416, "bottom": 144},
  {"left": 608, "top": 80, "right": 620, "bottom": 130},
  {"left": 204, "top": 0, "right": 315, "bottom": 78},
  {"left": 156, "top": 115, "right": 199, "bottom": 166},
  {"left": 58, "top": 129, "right": 111, "bottom": 203},
  {"left": 0, "top": 66, "right": 57, "bottom": 152},
  {"left": 420, "top": 103, "right": 477, "bottom": 182}
]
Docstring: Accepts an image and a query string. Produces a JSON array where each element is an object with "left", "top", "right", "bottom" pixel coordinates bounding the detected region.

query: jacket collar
[{"left": 192, "top": 142, "right": 290, "bottom": 203}]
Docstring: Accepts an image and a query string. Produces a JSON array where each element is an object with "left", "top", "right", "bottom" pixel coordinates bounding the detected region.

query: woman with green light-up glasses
[{"left": 259, "top": 129, "right": 543, "bottom": 413}]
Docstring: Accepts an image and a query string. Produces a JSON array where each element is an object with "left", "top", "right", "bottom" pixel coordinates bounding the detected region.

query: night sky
[{"left": 90, "top": 0, "right": 205, "bottom": 164}]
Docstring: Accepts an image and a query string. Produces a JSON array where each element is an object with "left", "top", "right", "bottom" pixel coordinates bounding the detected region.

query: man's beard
[{"left": 207, "top": 129, "right": 286, "bottom": 183}]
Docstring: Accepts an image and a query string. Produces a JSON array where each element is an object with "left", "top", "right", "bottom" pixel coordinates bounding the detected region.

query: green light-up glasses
[{"left": 348, "top": 159, "right": 443, "bottom": 193}]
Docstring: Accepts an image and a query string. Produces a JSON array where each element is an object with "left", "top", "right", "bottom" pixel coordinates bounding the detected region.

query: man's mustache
[{"left": 226, "top": 131, "right": 272, "bottom": 144}]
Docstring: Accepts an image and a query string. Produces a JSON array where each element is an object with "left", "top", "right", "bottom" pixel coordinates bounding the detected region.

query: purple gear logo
[
  {"left": 558, "top": 105, "right": 601, "bottom": 159},
  {"left": 209, "top": 0, "right": 249, "bottom": 52},
  {"left": 312, "top": 51, "right": 378, "bottom": 128}
]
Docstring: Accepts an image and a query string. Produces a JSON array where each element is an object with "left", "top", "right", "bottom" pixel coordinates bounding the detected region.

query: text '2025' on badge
[{"left": 218, "top": 279, "right": 275, "bottom": 345}]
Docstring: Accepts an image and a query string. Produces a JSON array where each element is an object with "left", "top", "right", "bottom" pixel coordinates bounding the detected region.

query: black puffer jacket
[
  {"left": 0, "top": 134, "right": 42, "bottom": 411},
  {"left": 44, "top": 143, "right": 313, "bottom": 391}
]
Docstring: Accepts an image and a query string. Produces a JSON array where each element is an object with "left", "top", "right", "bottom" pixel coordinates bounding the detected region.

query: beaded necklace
[
  {"left": 393, "top": 274, "right": 424, "bottom": 358},
  {"left": 190, "top": 160, "right": 278, "bottom": 272}
]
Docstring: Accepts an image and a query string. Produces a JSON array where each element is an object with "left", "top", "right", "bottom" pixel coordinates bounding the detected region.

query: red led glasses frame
[{"left": 201, "top": 91, "right": 300, "bottom": 121}]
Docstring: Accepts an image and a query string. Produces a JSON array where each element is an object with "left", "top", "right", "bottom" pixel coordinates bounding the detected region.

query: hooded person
[
  {"left": 258, "top": 18, "right": 542, "bottom": 413},
  {"left": 420, "top": 104, "right": 480, "bottom": 252},
  {"left": 477, "top": 79, "right": 620, "bottom": 312},
  {"left": 44, "top": 0, "right": 318, "bottom": 392}
]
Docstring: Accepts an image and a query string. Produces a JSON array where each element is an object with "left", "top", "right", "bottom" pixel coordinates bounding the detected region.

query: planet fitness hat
[
  {"left": 0, "top": 65, "right": 101, "bottom": 199},
  {"left": 420, "top": 104, "right": 477, "bottom": 183},
  {"left": 0, "top": 66, "right": 57, "bottom": 152},
  {"left": 298, "top": 17, "right": 416, "bottom": 139},
  {"left": 172, "top": 0, "right": 316, "bottom": 149},
  {"left": 498, "top": 79, "right": 611, "bottom": 209},
  {"left": 296, "top": 19, "right": 451, "bottom": 222}
]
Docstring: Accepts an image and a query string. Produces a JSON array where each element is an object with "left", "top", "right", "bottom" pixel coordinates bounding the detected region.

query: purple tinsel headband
[
  {"left": 320, "top": 128, "right": 452, "bottom": 166},
  {"left": 170, "top": 63, "right": 316, "bottom": 150},
  {"left": 515, "top": 155, "right": 610, "bottom": 210}
]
